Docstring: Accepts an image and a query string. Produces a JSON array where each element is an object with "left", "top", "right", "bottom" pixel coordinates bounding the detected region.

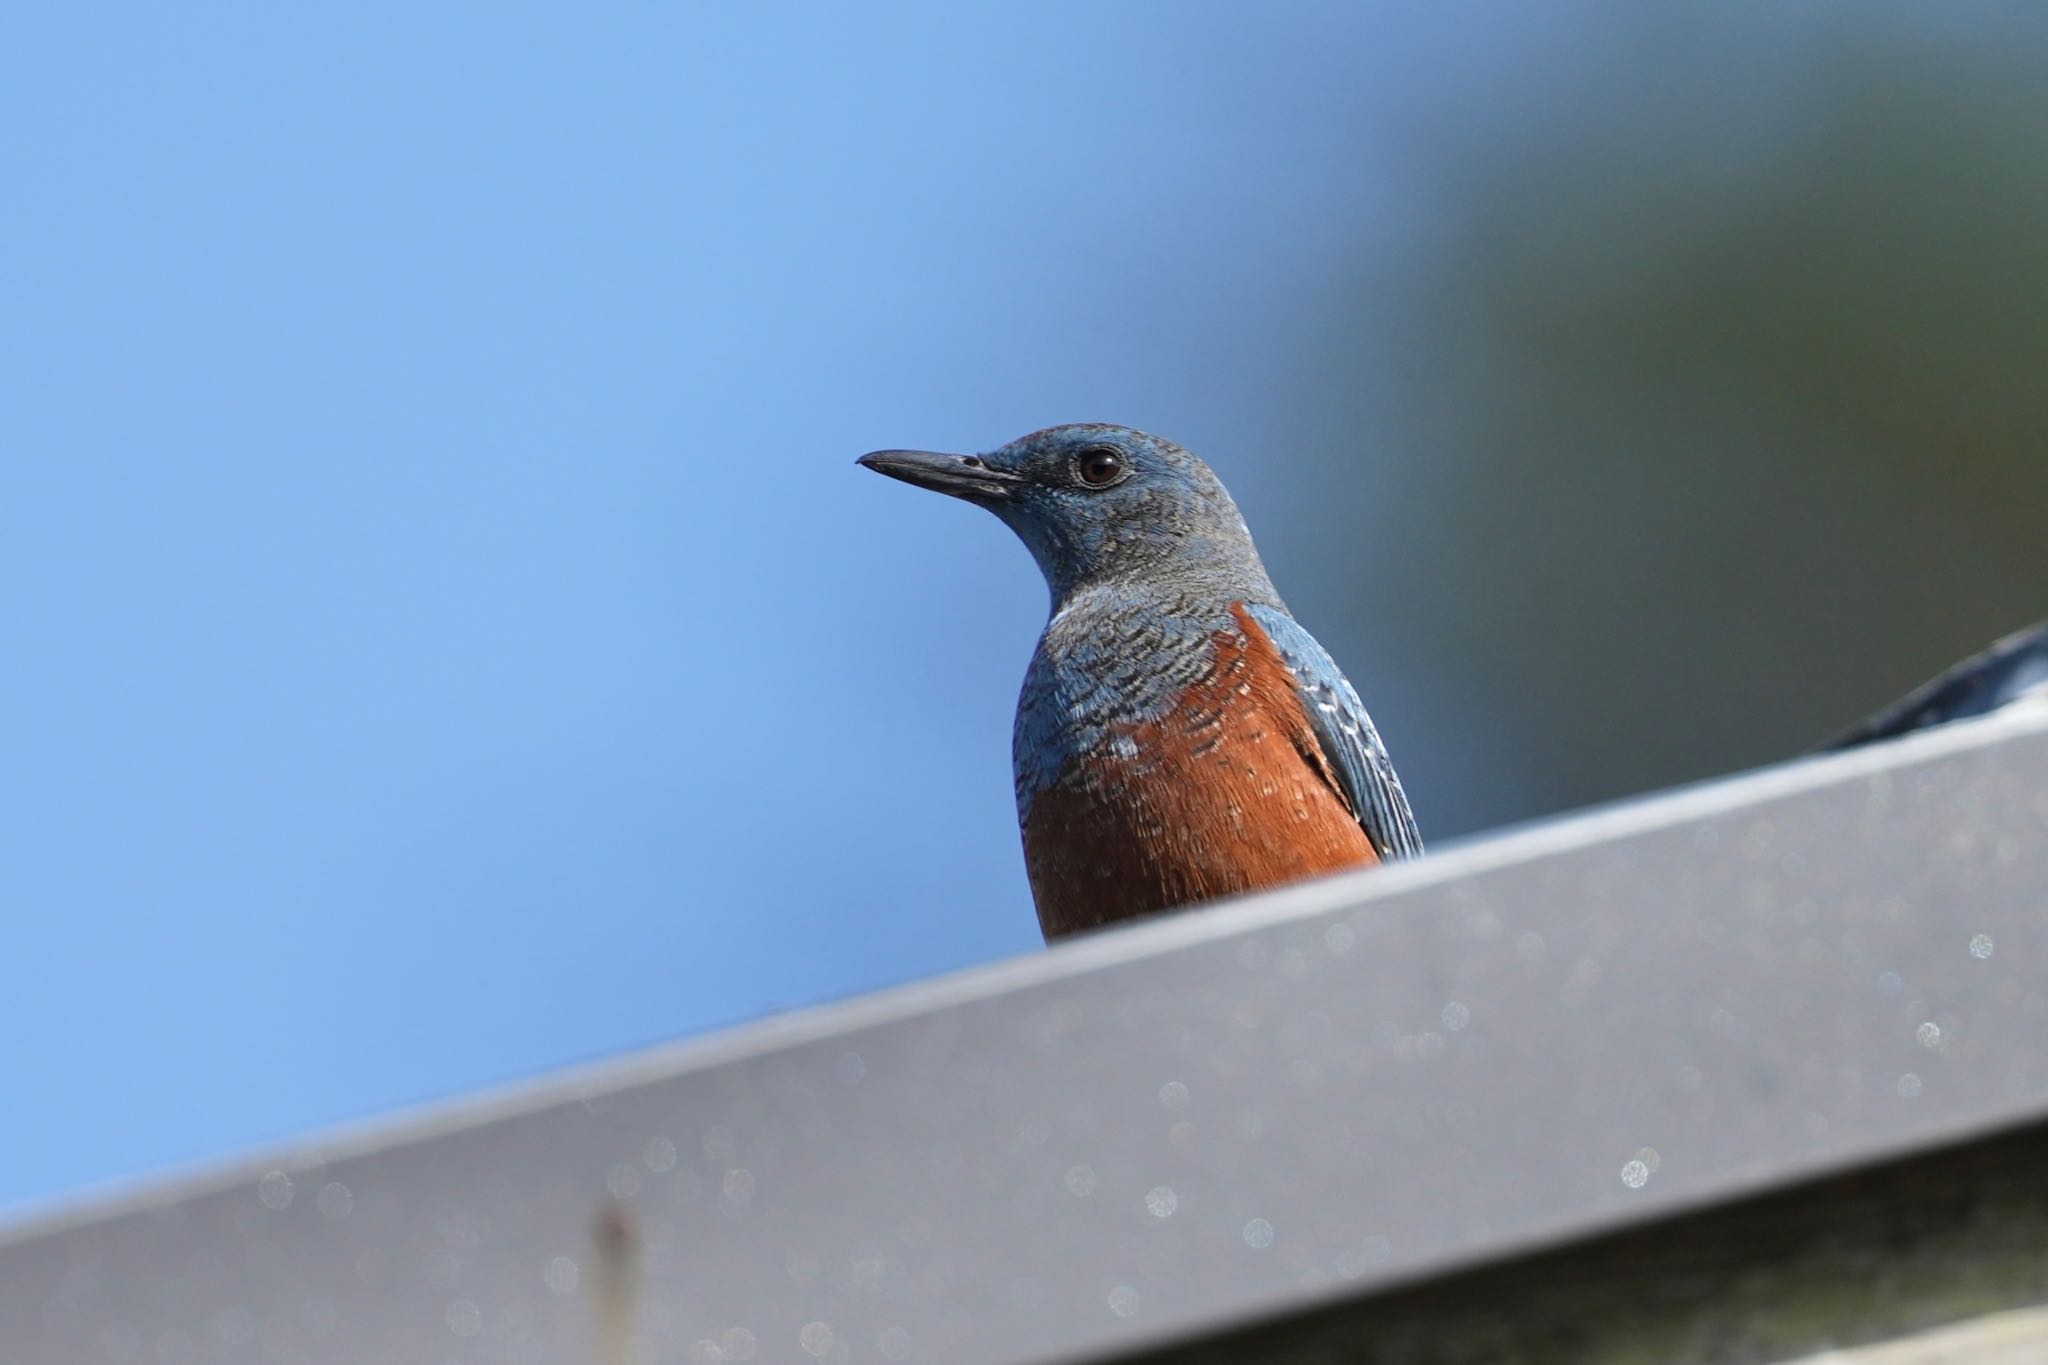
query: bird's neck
[{"left": 1044, "top": 554, "right": 1283, "bottom": 623}]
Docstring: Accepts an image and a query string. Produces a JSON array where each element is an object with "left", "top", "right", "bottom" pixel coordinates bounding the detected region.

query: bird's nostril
[{"left": 960, "top": 456, "right": 983, "bottom": 467}]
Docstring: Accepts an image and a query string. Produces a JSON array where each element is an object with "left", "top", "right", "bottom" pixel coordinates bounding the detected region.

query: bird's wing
[
  {"left": 1243, "top": 603, "right": 1424, "bottom": 861},
  {"left": 1824, "top": 617, "right": 2048, "bottom": 751}
]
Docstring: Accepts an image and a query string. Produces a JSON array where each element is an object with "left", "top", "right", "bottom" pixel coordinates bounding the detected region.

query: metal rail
[{"left": 5, "top": 705, "right": 2046, "bottom": 1364}]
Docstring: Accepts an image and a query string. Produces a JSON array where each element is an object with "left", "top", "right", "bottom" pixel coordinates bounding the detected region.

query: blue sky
[{"left": 0, "top": 2, "right": 1543, "bottom": 1214}]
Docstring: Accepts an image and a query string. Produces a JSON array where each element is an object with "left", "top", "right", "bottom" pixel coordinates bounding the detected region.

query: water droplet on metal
[
  {"left": 544, "top": 1256, "right": 579, "bottom": 1294},
  {"left": 444, "top": 1298, "right": 481, "bottom": 1337},
  {"left": 314, "top": 1181, "right": 352, "bottom": 1221},
  {"left": 256, "top": 1171, "right": 294, "bottom": 1211}
]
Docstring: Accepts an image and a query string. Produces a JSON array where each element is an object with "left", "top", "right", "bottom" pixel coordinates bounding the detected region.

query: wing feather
[{"left": 1244, "top": 604, "right": 1423, "bottom": 861}]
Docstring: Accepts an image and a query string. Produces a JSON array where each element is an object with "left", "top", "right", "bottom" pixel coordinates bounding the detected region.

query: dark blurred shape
[
  {"left": 1825, "top": 617, "right": 2048, "bottom": 750},
  {"left": 591, "top": 1203, "right": 639, "bottom": 1365},
  {"left": 1293, "top": 11, "right": 2048, "bottom": 834}
]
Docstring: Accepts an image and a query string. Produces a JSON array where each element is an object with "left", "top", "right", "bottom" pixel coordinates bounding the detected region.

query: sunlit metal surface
[{"left": 4, "top": 708, "right": 2046, "bottom": 1364}]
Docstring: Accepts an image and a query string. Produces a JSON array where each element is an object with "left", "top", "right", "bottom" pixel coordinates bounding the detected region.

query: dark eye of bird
[{"left": 1076, "top": 447, "right": 1124, "bottom": 487}]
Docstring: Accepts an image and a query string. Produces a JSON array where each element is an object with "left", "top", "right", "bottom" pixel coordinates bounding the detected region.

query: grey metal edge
[{"left": 5, "top": 702, "right": 2047, "bottom": 1365}]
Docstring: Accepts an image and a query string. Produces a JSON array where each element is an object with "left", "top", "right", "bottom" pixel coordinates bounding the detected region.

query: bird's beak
[{"left": 857, "top": 449, "right": 1023, "bottom": 502}]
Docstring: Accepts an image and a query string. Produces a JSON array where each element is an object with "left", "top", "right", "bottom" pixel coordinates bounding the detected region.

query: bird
[
  {"left": 859, "top": 423, "right": 1421, "bottom": 940},
  {"left": 1824, "top": 617, "right": 2048, "bottom": 751}
]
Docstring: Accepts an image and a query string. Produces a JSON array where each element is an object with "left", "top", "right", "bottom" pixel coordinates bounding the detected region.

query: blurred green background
[{"left": 1279, "top": 9, "right": 2048, "bottom": 832}]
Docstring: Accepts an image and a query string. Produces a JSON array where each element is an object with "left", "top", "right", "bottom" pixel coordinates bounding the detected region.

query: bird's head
[{"left": 858, "top": 424, "right": 1274, "bottom": 606}]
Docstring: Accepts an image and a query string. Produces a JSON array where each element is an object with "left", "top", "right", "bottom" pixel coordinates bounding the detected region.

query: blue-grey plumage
[
  {"left": 860, "top": 424, "right": 1421, "bottom": 937},
  {"left": 1826, "top": 618, "right": 2048, "bottom": 751}
]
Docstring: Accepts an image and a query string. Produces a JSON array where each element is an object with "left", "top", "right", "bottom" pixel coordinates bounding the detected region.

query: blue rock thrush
[{"left": 860, "top": 423, "right": 1421, "bottom": 940}]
